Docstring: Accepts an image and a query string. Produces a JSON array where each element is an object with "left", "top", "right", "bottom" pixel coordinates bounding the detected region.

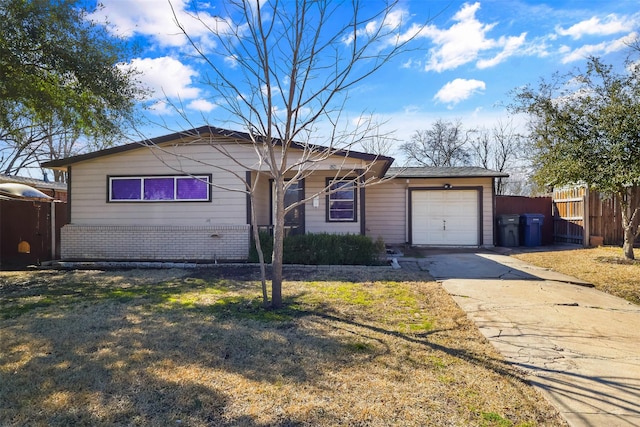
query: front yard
[
  {"left": 514, "top": 246, "right": 640, "bottom": 305},
  {"left": 0, "top": 267, "right": 564, "bottom": 426}
]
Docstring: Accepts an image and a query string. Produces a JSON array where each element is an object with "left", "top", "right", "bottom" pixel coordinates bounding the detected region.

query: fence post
[
  {"left": 51, "top": 201, "right": 56, "bottom": 260},
  {"left": 582, "top": 187, "right": 589, "bottom": 247}
]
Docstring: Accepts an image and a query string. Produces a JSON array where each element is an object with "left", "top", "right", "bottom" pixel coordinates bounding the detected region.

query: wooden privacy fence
[
  {"left": 553, "top": 186, "right": 588, "bottom": 245},
  {"left": 0, "top": 199, "right": 67, "bottom": 267},
  {"left": 552, "top": 185, "right": 632, "bottom": 246}
]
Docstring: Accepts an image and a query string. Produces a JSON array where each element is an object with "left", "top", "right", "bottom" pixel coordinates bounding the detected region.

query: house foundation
[{"left": 60, "top": 224, "right": 250, "bottom": 262}]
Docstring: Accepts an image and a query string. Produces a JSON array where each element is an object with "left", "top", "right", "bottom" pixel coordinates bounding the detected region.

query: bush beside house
[{"left": 250, "top": 232, "right": 385, "bottom": 265}]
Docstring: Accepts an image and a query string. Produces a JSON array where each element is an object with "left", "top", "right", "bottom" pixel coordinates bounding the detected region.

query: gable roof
[
  {"left": 387, "top": 166, "right": 509, "bottom": 178},
  {"left": 41, "top": 125, "right": 396, "bottom": 176}
]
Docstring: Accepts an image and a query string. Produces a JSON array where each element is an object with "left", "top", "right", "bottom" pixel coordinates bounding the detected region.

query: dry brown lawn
[
  {"left": 0, "top": 266, "right": 565, "bottom": 426},
  {"left": 513, "top": 246, "right": 640, "bottom": 305}
]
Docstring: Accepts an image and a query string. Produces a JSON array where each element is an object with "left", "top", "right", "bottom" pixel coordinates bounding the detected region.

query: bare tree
[
  {"left": 400, "top": 119, "right": 473, "bottom": 166},
  {"left": 470, "top": 119, "right": 527, "bottom": 195},
  {"left": 1, "top": 109, "right": 117, "bottom": 181},
  {"left": 157, "top": 0, "right": 422, "bottom": 307}
]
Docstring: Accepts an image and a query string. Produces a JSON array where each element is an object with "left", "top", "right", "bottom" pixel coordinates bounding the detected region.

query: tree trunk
[
  {"left": 623, "top": 227, "right": 635, "bottom": 260},
  {"left": 271, "top": 176, "right": 285, "bottom": 308},
  {"left": 248, "top": 186, "right": 269, "bottom": 307},
  {"left": 620, "top": 186, "right": 640, "bottom": 260}
]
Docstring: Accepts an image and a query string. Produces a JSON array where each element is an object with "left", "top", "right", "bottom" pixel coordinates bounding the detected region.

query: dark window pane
[
  {"left": 144, "top": 178, "right": 174, "bottom": 200},
  {"left": 331, "top": 201, "right": 353, "bottom": 210},
  {"left": 177, "top": 177, "right": 208, "bottom": 200},
  {"left": 332, "top": 181, "right": 350, "bottom": 189},
  {"left": 111, "top": 178, "right": 141, "bottom": 200},
  {"left": 328, "top": 180, "right": 355, "bottom": 221},
  {"left": 330, "top": 182, "right": 354, "bottom": 200},
  {"left": 284, "top": 182, "right": 301, "bottom": 206},
  {"left": 330, "top": 208, "right": 354, "bottom": 220},
  {"left": 332, "top": 189, "right": 354, "bottom": 200},
  {"left": 330, "top": 201, "right": 354, "bottom": 220}
]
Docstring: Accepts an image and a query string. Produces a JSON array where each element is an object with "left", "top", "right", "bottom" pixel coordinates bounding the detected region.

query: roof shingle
[{"left": 386, "top": 166, "right": 509, "bottom": 178}]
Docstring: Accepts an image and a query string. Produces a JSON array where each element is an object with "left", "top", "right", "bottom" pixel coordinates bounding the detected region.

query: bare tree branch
[{"left": 147, "top": 0, "right": 425, "bottom": 307}]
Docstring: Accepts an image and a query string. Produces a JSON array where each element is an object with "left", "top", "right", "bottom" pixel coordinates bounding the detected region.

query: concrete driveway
[{"left": 420, "top": 250, "right": 640, "bottom": 427}]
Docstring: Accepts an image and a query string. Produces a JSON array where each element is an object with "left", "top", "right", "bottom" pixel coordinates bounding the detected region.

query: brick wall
[{"left": 61, "top": 225, "right": 250, "bottom": 261}]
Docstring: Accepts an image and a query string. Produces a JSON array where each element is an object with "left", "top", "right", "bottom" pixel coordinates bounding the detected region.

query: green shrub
[
  {"left": 248, "top": 230, "right": 273, "bottom": 263},
  {"left": 249, "top": 231, "right": 385, "bottom": 265}
]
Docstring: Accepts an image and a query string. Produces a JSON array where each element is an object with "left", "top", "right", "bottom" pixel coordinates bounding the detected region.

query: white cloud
[
  {"left": 187, "top": 99, "right": 216, "bottom": 112},
  {"left": 421, "top": 2, "right": 497, "bottom": 72},
  {"left": 561, "top": 32, "right": 638, "bottom": 63},
  {"left": 127, "top": 56, "right": 200, "bottom": 100},
  {"left": 224, "top": 55, "right": 239, "bottom": 69},
  {"left": 418, "top": 2, "right": 528, "bottom": 72},
  {"left": 148, "top": 100, "right": 171, "bottom": 114},
  {"left": 477, "top": 33, "right": 527, "bottom": 69},
  {"left": 434, "top": 78, "right": 486, "bottom": 106},
  {"left": 556, "top": 14, "right": 635, "bottom": 39},
  {"left": 88, "top": 0, "right": 227, "bottom": 50},
  {"left": 261, "top": 84, "right": 282, "bottom": 97},
  {"left": 342, "top": 6, "right": 417, "bottom": 48}
]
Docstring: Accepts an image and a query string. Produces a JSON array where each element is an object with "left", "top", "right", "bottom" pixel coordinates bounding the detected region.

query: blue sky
[{"left": 89, "top": 0, "right": 640, "bottom": 156}]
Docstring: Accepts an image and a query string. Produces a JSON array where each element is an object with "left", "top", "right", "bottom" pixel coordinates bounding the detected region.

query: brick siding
[{"left": 61, "top": 225, "right": 250, "bottom": 261}]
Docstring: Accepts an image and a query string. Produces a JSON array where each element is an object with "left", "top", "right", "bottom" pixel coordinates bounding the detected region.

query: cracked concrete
[{"left": 422, "top": 250, "right": 640, "bottom": 427}]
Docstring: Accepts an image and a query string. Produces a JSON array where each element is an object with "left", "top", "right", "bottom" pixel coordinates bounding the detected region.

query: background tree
[
  {"left": 400, "top": 119, "right": 473, "bottom": 167},
  {"left": 165, "top": 0, "right": 421, "bottom": 308},
  {"left": 511, "top": 56, "right": 640, "bottom": 259},
  {"left": 0, "top": 0, "right": 143, "bottom": 179},
  {"left": 470, "top": 119, "right": 527, "bottom": 195}
]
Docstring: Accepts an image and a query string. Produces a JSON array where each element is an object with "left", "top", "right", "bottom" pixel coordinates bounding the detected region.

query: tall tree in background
[
  {"left": 401, "top": 118, "right": 529, "bottom": 194},
  {"left": 0, "top": 0, "right": 143, "bottom": 178},
  {"left": 470, "top": 119, "right": 527, "bottom": 195},
  {"left": 511, "top": 56, "right": 640, "bottom": 259},
  {"left": 400, "top": 119, "right": 472, "bottom": 167},
  {"left": 165, "top": 0, "right": 421, "bottom": 307}
]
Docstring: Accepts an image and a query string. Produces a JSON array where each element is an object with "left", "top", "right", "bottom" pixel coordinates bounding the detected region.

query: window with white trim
[
  {"left": 108, "top": 175, "right": 211, "bottom": 202},
  {"left": 326, "top": 179, "right": 357, "bottom": 222}
]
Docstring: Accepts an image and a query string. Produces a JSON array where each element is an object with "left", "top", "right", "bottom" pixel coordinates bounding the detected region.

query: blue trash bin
[{"left": 520, "top": 214, "right": 544, "bottom": 247}]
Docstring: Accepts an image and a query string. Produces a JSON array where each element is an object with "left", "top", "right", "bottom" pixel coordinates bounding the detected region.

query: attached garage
[{"left": 365, "top": 167, "right": 508, "bottom": 247}]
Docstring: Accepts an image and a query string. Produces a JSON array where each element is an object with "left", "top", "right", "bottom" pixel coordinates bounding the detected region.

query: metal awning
[{"left": 0, "top": 183, "right": 54, "bottom": 202}]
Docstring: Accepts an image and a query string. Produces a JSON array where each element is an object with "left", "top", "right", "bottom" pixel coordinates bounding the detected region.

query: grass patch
[
  {"left": 514, "top": 246, "right": 640, "bottom": 305},
  {"left": 480, "top": 411, "right": 512, "bottom": 427},
  {"left": 0, "top": 268, "right": 566, "bottom": 426}
]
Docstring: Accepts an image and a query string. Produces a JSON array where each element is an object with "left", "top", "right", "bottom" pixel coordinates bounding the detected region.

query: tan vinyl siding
[
  {"left": 366, "top": 177, "right": 496, "bottom": 246},
  {"left": 304, "top": 173, "right": 361, "bottom": 235},
  {"left": 70, "top": 143, "right": 255, "bottom": 226},
  {"left": 365, "top": 179, "right": 407, "bottom": 244}
]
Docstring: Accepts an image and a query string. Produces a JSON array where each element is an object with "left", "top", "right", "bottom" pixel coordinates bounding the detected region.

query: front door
[{"left": 273, "top": 180, "right": 305, "bottom": 236}]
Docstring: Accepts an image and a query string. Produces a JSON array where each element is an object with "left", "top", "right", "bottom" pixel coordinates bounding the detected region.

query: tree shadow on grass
[{"left": 0, "top": 268, "right": 543, "bottom": 426}]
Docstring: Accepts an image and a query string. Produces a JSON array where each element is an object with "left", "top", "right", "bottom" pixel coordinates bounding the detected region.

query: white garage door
[{"left": 411, "top": 190, "right": 479, "bottom": 245}]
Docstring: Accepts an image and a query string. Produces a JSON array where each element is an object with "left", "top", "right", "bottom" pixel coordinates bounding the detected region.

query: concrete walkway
[{"left": 415, "top": 250, "right": 640, "bottom": 427}]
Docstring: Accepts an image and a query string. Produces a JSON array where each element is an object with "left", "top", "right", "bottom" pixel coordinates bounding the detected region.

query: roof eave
[
  {"left": 41, "top": 125, "right": 396, "bottom": 174},
  {"left": 41, "top": 125, "right": 216, "bottom": 169},
  {"left": 387, "top": 172, "right": 510, "bottom": 179}
]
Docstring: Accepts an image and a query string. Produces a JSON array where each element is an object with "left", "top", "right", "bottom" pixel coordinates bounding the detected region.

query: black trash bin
[
  {"left": 520, "top": 213, "right": 544, "bottom": 247},
  {"left": 496, "top": 214, "right": 520, "bottom": 247}
]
